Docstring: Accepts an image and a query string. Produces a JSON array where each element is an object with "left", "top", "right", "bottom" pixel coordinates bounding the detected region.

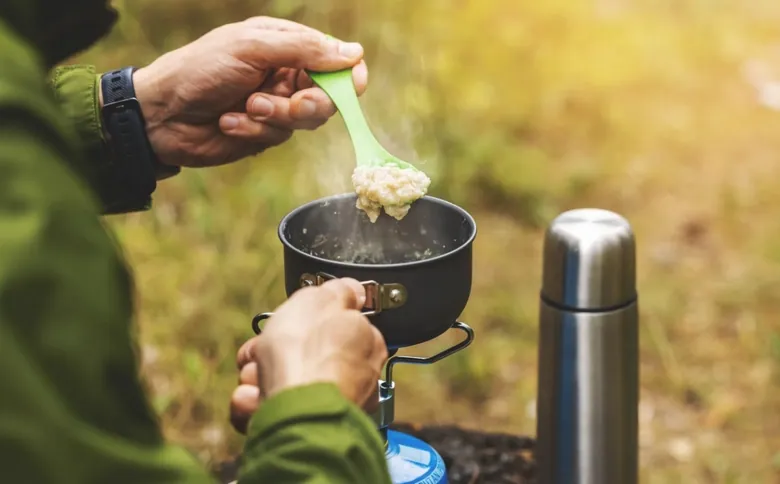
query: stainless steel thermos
[{"left": 536, "top": 208, "right": 639, "bottom": 484}]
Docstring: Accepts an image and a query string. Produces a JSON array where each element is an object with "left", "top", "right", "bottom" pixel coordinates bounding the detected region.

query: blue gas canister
[{"left": 385, "top": 430, "right": 447, "bottom": 484}]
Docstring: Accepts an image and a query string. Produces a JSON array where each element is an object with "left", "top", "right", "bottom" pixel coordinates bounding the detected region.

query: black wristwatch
[{"left": 100, "top": 67, "right": 179, "bottom": 211}]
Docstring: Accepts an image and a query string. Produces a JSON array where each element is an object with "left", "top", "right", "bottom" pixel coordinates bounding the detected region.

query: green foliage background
[{"left": 73, "top": 1, "right": 780, "bottom": 481}]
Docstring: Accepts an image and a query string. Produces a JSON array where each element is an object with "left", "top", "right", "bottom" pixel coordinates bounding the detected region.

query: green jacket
[{"left": 0, "top": 1, "right": 391, "bottom": 483}]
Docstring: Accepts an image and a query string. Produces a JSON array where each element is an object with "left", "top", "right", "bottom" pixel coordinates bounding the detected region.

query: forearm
[{"left": 240, "top": 383, "right": 391, "bottom": 484}]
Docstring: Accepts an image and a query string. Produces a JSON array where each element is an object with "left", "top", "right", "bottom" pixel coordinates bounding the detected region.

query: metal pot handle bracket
[{"left": 251, "top": 272, "right": 408, "bottom": 334}]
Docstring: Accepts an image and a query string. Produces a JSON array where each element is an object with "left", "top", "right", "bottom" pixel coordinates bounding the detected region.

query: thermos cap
[{"left": 542, "top": 208, "right": 636, "bottom": 310}]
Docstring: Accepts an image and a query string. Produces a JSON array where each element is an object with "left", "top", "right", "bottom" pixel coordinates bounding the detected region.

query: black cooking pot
[{"left": 252, "top": 193, "right": 477, "bottom": 349}]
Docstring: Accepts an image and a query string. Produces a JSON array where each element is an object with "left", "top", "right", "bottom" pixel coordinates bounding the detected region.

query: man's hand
[
  {"left": 230, "top": 278, "right": 388, "bottom": 434},
  {"left": 128, "top": 17, "right": 368, "bottom": 168}
]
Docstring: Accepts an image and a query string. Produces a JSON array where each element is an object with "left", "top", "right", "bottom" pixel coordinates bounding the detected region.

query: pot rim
[{"left": 278, "top": 193, "right": 477, "bottom": 269}]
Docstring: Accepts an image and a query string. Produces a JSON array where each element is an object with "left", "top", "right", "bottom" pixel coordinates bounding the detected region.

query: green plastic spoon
[{"left": 307, "top": 68, "right": 420, "bottom": 171}]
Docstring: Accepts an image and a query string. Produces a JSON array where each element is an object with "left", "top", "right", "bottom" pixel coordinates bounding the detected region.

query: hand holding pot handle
[
  {"left": 253, "top": 273, "right": 408, "bottom": 334},
  {"left": 231, "top": 278, "right": 388, "bottom": 433}
]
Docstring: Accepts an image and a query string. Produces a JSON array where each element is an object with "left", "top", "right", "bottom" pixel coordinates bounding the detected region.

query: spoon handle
[{"left": 308, "top": 69, "right": 382, "bottom": 165}]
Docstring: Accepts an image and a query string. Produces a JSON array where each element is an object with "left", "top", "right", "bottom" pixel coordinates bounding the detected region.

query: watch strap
[{"left": 100, "top": 67, "right": 179, "bottom": 212}]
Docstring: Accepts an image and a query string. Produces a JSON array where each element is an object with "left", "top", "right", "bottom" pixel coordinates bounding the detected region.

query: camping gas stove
[
  {"left": 373, "top": 321, "right": 474, "bottom": 484},
  {"left": 250, "top": 193, "right": 478, "bottom": 484}
]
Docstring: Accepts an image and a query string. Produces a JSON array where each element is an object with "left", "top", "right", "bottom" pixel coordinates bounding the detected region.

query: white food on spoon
[{"left": 352, "top": 166, "right": 431, "bottom": 223}]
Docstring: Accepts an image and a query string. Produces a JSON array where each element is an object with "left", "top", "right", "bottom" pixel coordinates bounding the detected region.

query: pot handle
[
  {"left": 251, "top": 273, "right": 407, "bottom": 334},
  {"left": 250, "top": 303, "right": 389, "bottom": 334},
  {"left": 300, "top": 272, "right": 407, "bottom": 315},
  {"left": 252, "top": 312, "right": 274, "bottom": 334}
]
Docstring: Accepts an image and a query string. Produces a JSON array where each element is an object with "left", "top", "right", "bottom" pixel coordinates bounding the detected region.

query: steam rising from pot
[
  {"left": 282, "top": 194, "right": 470, "bottom": 266},
  {"left": 292, "top": 133, "right": 445, "bottom": 265}
]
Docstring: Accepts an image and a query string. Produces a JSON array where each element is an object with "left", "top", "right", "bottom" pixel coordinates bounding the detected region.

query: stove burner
[
  {"left": 373, "top": 322, "right": 474, "bottom": 434},
  {"left": 383, "top": 322, "right": 474, "bottom": 385},
  {"left": 372, "top": 322, "right": 475, "bottom": 484}
]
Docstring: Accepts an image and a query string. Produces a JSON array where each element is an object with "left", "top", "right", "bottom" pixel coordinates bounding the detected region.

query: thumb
[{"left": 238, "top": 29, "right": 363, "bottom": 70}]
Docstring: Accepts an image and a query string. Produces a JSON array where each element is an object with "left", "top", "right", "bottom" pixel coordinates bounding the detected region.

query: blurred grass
[{"left": 70, "top": 0, "right": 780, "bottom": 481}]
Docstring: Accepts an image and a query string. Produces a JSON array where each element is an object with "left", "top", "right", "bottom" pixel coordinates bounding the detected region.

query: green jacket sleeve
[
  {"left": 240, "top": 384, "right": 392, "bottom": 484},
  {"left": 49, "top": 65, "right": 105, "bottom": 177}
]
